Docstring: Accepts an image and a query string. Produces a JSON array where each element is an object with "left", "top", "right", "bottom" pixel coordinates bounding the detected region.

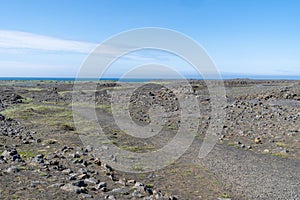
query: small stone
[
  {"left": 147, "top": 173, "right": 155, "bottom": 179},
  {"left": 263, "top": 149, "right": 270, "bottom": 153},
  {"left": 104, "top": 164, "right": 113, "bottom": 172},
  {"left": 102, "top": 145, "right": 109, "bottom": 150},
  {"left": 110, "top": 155, "right": 117, "bottom": 162},
  {"left": 106, "top": 195, "right": 116, "bottom": 200},
  {"left": 74, "top": 152, "right": 81, "bottom": 158},
  {"left": 128, "top": 179, "right": 136, "bottom": 184},
  {"left": 281, "top": 149, "right": 289, "bottom": 153},
  {"left": 254, "top": 137, "right": 262, "bottom": 144},
  {"left": 117, "top": 178, "right": 127, "bottom": 186},
  {"left": 49, "top": 183, "right": 65, "bottom": 188},
  {"left": 111, "top": 188, "right": 123, "bottom": 194},
  {"left": 72, "top": 158, "right": 83, "bottom": 164},
  {"left": 145, "top": 187, "right": 153, "bottom": 195},
  {"left": 33, "top": 154, "right": 44, "bottom": 163},
  {"left": 62, "top": 168, "right": 73, "bottom": 175},
  {"left": 6, "top": 166, "right": 19, "bottom": 173},
  {"left": 73, "top": 180, "right": 87, "bottom": 187},
  {"left": 0, "top": 156, "right": 6, "bottom": 164},
  {"left": 81, "top": 193, "right": 93, "bottom": 199},
  {"left": 1, "top": 150, "right": 10, "bottom": 159},
  {"left": 108, "top": 174, "right": 118, "bottom": 181},
  {"left": 85, "top": 145, "right": 93, "bottom": 152},
  {"left": 61, "top": 184, "right": 81, "bottom": 194},
  {"left": 96, "top": 182, "right": 107, "bottom": 189},
  {"left": 67, "top": 173, "right": 77, "bottom": 181},
  {"left": 235, "top": 141, "right": 242, "bottom": 145},
  {"left": 78, "top": 168, "right": 88, "bottom": 174},
  {"left": 134, "top": 182, "right": 144, "bottom": 187},
  {"left": 78, "top": 174, "right": 89, "bottom": 180},
  {"left": 22, "top": 140, "right": 29, "bottom": 144},
  {"left": 131, "top": 190, "right": 144, "bottom": 198},
  {"left": 94, "top": 158, "right": 101, "bottom": 166},
  {"left": 0, "top": 114, "right": 5, "bottom": 121},
  {"left": 82, "top": 160, "right": 88, "bottom": 167},
  {"left": 61, "top": 146, "right": 69, "bottom": 152},
  {"left": 169, "top": 196, "right": 179, "bottom": 200},
  {"left": 85, "top": 178, "right": 99, "bottom": 185}
]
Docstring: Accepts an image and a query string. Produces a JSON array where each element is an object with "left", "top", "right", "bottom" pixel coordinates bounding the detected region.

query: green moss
[
  {"left": 227, "top": 142, "right": 236, "bottom": 146},
  {"left": 19, "top": 150, "right": 39, "bottom": 160},
  {"left": 272, "top": 152, "right": 288, "bottom": 158},
  {"left": 165, "top": 122, "right": 178, "bottom": 130},
  {"left": 144, "top": 144, "right": 155, "bottom": 151},
  {"left": 275, "top": 142, "right": 287, "bottom": 148},
  {"left": 146, "top": 184, "right": 154, "bottom": 188},
  {"left": 45, "top": 139, "right": 58, "bottom": 145},
  {"left": 71, "top": 102, "right": 111, "bottom": 113},
  {"left": 39, "top": 172, "right": 48, "bottom": 177},
  {"left": 96, "top": 104, "right": 111, "bottom": 113},
  {"left": 22, "top": 97, "right": 34, "bottom": 103},
  {"left": 18, "top": 166, "right": 28, "bottom": 171},
  {"left": 183, "top": 169, "right": 193, "bottom": 176},
  {"left": 119, "top": 144, "right": 155, "bottom": 152},
  {"left": 121, "top": 145, "right": 143, "bottom": 152},
  {"left": 24, "top": 87, "right": 43, "bottom": 91},
  {"left": 132, "top": 163, "right": 144, "bottom": 172},
  {"left": 11, "top": 195, "right": 20, "bottom": 199},
  {"left": 220, "top": 193, "right": 231, "bottom": 198},
  {"left": 0, "top": 104, "right": 83, "bottom": 134}
]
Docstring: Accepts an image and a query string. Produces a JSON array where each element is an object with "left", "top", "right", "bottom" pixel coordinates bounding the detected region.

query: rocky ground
[{"left": 0, "top": 79, "right": 299, "bottom": 199}]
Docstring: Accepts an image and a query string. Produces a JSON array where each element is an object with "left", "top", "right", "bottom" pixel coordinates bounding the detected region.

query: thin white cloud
[
  {"left": 0, "top": 30, "right": 97, "bottom": 53},
  {"left": 0, "top": 30, "right": 209, "bottom": 77},
  {"left": 0, "top": 30, "right": 142, "bottom": 58}
]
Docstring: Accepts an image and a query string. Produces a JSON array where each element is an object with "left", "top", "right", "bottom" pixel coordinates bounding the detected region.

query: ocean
[{"left": 0, "top": 75, "right": 299, "bottom": 82}]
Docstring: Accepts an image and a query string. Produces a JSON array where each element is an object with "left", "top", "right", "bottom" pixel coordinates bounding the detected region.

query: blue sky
[{"left": 0, "top": 0, "right": 299, "bottom": 78}]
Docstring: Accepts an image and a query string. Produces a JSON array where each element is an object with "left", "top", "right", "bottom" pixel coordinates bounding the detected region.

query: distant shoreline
[{"left": 0, "top": 75, "right": 299, "bottom": 82}]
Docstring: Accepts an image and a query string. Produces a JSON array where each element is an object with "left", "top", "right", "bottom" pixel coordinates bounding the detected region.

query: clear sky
[{"left": 0, "top": 0, "right": 299, "bottom": 78}]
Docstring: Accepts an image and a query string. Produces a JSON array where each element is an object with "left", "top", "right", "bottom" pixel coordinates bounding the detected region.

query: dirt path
[
  {"left": 195, "top": 143, "right": 300, "bottom": 199},
  {"left": 73, "top": 106, "right": 300, "bottom": 199}
]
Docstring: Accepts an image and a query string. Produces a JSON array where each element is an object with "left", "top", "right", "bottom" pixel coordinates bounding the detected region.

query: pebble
[
  {"left": 85, "top": 145, "right": 93, "bottom": 152},
  {"left": 61, "top": 184, "right": 82, "bottom": 194},
  {"left": 104, "top": 163, "right": 113, "bottom": 172},
  {"left": 81, "top": 193, "right": 93, "bottom": 199},
  {"left": 85, "top": 178, "right": 99, "bottom": 185},
  {"left": 147, "top": 173, "right": 156, "bottom": 179},
  {"left": 128, "top": 179, "right": 136, "bottom": 184},
  {"left": 62, "top": 168, "right": 73, "bottom": 175},
  {"left": 254, "top": 137, "right": 262, "bottom": 144},
  {"left": 73, "top": 180, "right": 87, "bottom": 187},
  {"left": 6, "top": 166, "right": 19, "bottom": 173},
  {"left": 110, "top": 188, "right": 123, "bottom": 194},
  {"left": 104, "top": 195, "right": 116, "bottom": 200},
  {"left": 96, "top": 182, "right": 107, "bottom": 189},
  {"left": 94, "top": 158, "right": 101, "bottom": 166},
  {"left": 78, "top": 173, "right": 89, "bottom": 180},
  {"left": 33, "top": 154, "right": 44, "bottom": 163},
  {"left": 131, "top": 190, "right": 144, "bottom": 198},
  {"left": 263, "top": 149, "right": 270, "bottom": 153},
  {"left": 49, "top": 183, "right": 65, "bottom": 188}
]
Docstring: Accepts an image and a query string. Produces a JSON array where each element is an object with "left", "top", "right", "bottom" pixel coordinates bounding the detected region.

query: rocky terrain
[{"left": 0, "top": 79, "right": 299, "bottom": 199}]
